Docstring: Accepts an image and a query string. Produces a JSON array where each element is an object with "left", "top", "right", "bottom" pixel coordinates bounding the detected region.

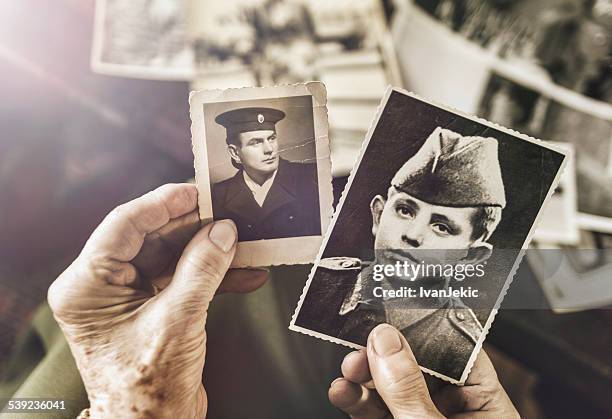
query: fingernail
[
  {"left": 209, "top": 220, "right": 237, "bottom": 253},
  {"left": 372, "top": 325, "right": 402, "bottom": 357}
]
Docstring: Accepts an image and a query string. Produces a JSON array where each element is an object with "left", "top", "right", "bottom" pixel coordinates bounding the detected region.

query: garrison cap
[
  {"left": 392, "top": 127, "right": 506, "bottom": 208},
  {"left": 215, "top": 107, "right": 286, "bottom": 138}
]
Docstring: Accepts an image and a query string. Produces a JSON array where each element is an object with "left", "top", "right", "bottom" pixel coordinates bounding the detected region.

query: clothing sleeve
[{"left": 0, "top": 304, "right": 88, "bottom": 419}]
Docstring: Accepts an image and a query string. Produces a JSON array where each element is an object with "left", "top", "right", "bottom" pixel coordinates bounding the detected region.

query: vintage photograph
[
  {"left": 189, "top": 0, "right": 401, "bottom": 177},
  {"left": 529, "top": 231, "right": 612, "bottom": 313},
  {"left": 533, "top": 142, "right": 580, "bottom": 245},
  {"left": 190, "top": 82, "right": 333, "bottom": 267},
  {"left": 290, "top": 88, "right": 567, "bottom": 383},
  {"left": 189, "top": 0, "right": 396, "bottom": 85},
  {"left": 411, "top": 0, "right": 611, "bottom": 92},
  {"left": 392, "top": 0, "right": 612, "bottom": 232},
  {"left": 478, "top": 70, "right": 612, "bottom": 233},
  {"left": 91, "top": 0, "right": 194, "bottom": 79}
]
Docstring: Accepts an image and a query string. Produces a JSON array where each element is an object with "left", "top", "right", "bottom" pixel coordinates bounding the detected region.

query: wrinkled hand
[
  {"left": 329, "top": 324, "right": 519, "bottom": 419},
  {"left": 48, "top": 184, "right": 268, "bottom": 419}
]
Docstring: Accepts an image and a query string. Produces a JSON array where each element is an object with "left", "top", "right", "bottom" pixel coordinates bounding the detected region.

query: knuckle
[
  {"left": 156, "top": 183, "right": 182, "bottom": 205},
  {"left": 461, "top": 383, "right": 500, "bottom": 410},
  {"left": 47, "top": 255, "right": 116, "bottom": 317},
  {"left": 110, "top": 202, "right": 128, "bottom": 217},
  {"left": 103, "top": 204, "right": 130, "bottom": 229},
  {"left": 47, "top": 265, "right": 81, "bottom": 317},
  {"left": 175, "top": 185, "right": 196, "bottom": 207},
  {"left": 383, "top": 369, "right": 427, "bottom": 398},
  {"left": 184, "top": 249, "right": 227, "bottom": 280},
  {"left": 149, "top": 187, "right": 165, "bottom": 207},
  {"left": 155, "top": 183, "right": 173, "bottom": 194},
  {"left": 47, "top": 278, "right": 66, "bottom": 315}
]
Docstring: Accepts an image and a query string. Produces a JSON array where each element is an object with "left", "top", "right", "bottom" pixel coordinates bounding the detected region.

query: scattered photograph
[
  {"left": 190, "top": 82, "right": 333, "bottom": 267},
  {"left": 410, "top": 0, "right": 611, "bottom": 101},
  {"left": 391, "top": 1, "right": 612, "bottom": 231},
  {"left": 189, "top": 0, "right": 399, "bottom": 86},
  {"left": 478, "top": 71, "right": 612, "bottom": 233},
  {"left": 187, "top": 0, "right": 401, "bottom": 177},
  {"left": 91, "top": 0, "right": 193, "bottom": 79},
  {"left": 533, "top": 143, "right": 580, "bottom": 245},
  {"left": 290, "top": 88, "right": 567, "bottom": 384},
  {"left": 529, "top": 231, "right": 612, "bottom": 313}
]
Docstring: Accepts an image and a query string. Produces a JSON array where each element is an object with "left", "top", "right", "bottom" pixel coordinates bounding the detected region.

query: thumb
[
  {"left": 367, "top": 324, "right": 443, "bottom": 419},
  {"left": 163, "top": 219, "right": 237, "bottom": 313}
]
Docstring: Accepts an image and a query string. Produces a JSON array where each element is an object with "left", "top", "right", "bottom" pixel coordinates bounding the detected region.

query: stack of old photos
[
  {"left": 391, "top": 0, "right": 612, "bottom": 312},
  {"left": 91, "top": 0, "right": 402, "bottom": 176}
]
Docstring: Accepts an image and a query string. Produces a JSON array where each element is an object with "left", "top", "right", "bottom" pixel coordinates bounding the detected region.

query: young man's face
[
  {"left": 229, "top": 129, "right": 279, "bottom": 181},
  {"left": 371, "top": 190, "right": 489, "bottom": 266}
]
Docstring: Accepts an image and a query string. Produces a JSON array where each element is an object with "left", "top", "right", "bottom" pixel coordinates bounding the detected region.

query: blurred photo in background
[{"left": 94, "top": 0, "right": 403, "bottom": 175}]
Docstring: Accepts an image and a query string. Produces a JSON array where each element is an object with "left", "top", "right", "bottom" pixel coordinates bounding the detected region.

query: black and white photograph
[
  {"left": 478, "top": 70, "right": 612, "bottom": 233},
  {"left": 290, "top": 88, "right": 567, "bottom": 383},
  {"left": 91, "top": 0, "right": 194, "bottom": 79},
  {"left": 529, "top": 231, "right": 612, "bottom": 313},
  {"left": 189, "top": 0, "right": 402, "bottom": 178},
  {"left": 190, "top": 0, "right": 395, "bottom": 85},
  {"left": 190, "top": 82, "right": 333, "bottom": 267},
  {"left": 533, "top": 143, "right": 580, "bottom": 245},
  {"left": 391, "top": 0, "right": 612, "bottom": 232}
]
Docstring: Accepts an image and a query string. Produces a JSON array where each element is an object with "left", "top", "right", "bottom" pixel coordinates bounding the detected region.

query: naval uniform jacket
[
  {"left": 295, "top": 257, "right": 484, "bottom": 381},
  {"left": 211, "top": 159, "right": 321, "bottom": 241}
]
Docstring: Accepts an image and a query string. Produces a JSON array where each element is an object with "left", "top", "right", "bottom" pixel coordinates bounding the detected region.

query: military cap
[
  {"left": 392, "top": 127, "right": 506, "bottom": 208},
  {"left": 215, "top": 107, "right": 286, "bottom": 137},
  {"left": 319, "top": 256, "right": 362, "bottom": 271}
]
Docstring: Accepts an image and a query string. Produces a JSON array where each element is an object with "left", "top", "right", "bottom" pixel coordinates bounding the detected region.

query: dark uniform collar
[
  {"left": 222, "top": 171, "right": 262, "bottom": 224},
  {"left": 260, "top": 159, "right": 298, "bottom": 218},
  {"left": 222, "top": 159, "right": 298, "bottom": 223}
]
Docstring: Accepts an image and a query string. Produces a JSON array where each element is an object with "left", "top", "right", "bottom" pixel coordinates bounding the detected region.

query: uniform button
[
  {"left": 247, "top": 224, "right": 252, "bottom": 229},
  {"left": 289, "top": 216, "right": 294, "bottom": 220},
  {"left": 456, "top": 312, "right": 465, "bottom": 321}
]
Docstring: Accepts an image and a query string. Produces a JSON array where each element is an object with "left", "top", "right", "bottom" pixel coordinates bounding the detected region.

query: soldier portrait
[
  {"left": 190, "top": 83, "right": 333, "bottom": 267},
  {"left": 211, "top": 106, "right": 321, "bottom": 241},
  {"left": 291, "top": 88, "right": 567, "bottom": 383}
]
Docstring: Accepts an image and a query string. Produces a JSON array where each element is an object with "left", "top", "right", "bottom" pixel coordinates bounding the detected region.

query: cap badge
[{"left": 257, "top": 114, "right": 264, "bottom": 123}]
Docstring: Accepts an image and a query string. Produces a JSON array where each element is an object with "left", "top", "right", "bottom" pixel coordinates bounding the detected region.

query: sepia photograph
[
  {"left": 529, "top": 231, "right": 612, "bottom": 313},
  {"left": 478, "top": 70, "right": 612, "bottom": 233},
  {"left": 190, "top": 82, "right": 333, "bottom": 267},
  {"left": 392, "top": 0, "right": 612, "bottom": 233},
  {"left": 189, "top": 0, "right": 396, "bottom": 85},
  {"left": 533, "top": 142, "right": 580, "bottom": 245},
  {"left": 290, "top": 87, "right": 567, "bottom": 383},
  {"left": 91, "top": 0, "right": 194, "bottom": 79}
]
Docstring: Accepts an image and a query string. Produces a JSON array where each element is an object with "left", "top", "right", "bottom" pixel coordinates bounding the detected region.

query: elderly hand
[
  {"left": 329, "top": 324, "right": 519, "bottom": 419},
  {"left": 48, "top": 183, "right": 268, "bottom": 419}
]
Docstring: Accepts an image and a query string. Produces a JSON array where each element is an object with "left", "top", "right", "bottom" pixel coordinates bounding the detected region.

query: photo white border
[
  {"left": 533, "top": 142, "right": 580, "bottom": 245},
  {"left": 577, "top": 213, "right": 612, "bottom": 234},
  {"left": 289, "top": 86, "right": 568, "bottom": 385},
  {"left": 190, "top": 82, "right": 333, "bottom": 268}
]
